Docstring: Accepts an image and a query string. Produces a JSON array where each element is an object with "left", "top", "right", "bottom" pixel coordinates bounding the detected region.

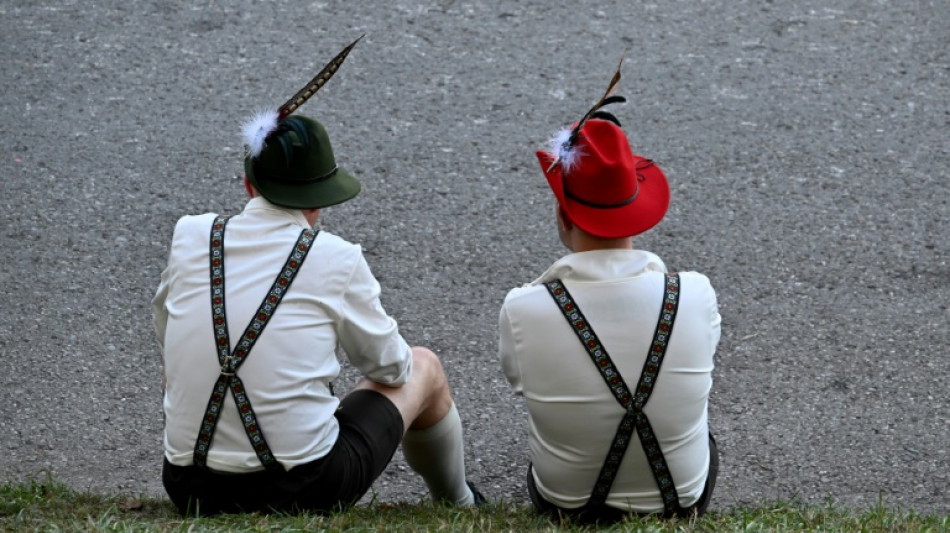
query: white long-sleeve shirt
[
  {"left": 153, "top": 197, "right": 411, "bottom": 472},
  {"left": 499, "top": 249, "right": 721, "bottom": 512}
]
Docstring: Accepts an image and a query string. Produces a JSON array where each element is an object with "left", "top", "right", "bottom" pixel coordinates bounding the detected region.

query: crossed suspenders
[
  {"left": 545, "top": 273, "right": 684, "bottom": 515},
  {"left": 189, "top": 214, "right": 682, "bottom": 498},
  {"left": 192, "top": 216, "right": 317, "bottom": 471}
]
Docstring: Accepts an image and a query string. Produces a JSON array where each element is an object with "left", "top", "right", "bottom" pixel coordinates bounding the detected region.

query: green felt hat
[
  {"left": 242, "top": 36, "right": 364, "bottom": 209},
  {"left": 244, "top": 115, "right": 360, "bottom": 209}
]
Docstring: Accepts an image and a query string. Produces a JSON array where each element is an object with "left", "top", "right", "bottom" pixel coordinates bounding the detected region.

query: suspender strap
[
  {"left": 545, "top": 273, "right": 682, "bottom": 514},
  {"left": 634, "top": 273, "right": 682, "bottom": 513},
  {"left": 193, "top": 215, "right": 317, "bottom": 471}
]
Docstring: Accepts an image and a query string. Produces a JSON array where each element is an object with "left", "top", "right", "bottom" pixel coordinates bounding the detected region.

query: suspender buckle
[{"left": 220, "top": 355, "right": 236, "bottom": 376}]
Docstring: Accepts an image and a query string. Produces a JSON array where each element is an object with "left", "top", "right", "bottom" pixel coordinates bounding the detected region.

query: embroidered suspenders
[
  {"left": 545, "top": 273, "right": 683, "bottom": 515},
  {"left": 193, "top": 216, "right": 317, "bottom": 471}
]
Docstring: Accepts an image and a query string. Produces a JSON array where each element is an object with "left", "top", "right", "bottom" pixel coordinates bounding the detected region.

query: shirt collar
[
  {"left": 243, "top": 196, "right": 312, "bottom": 228},
  {"left": 531, "top": 249, "right": 667, "bottom": 285}
]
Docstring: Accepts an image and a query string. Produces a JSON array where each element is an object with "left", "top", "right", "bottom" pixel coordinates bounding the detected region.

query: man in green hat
[{"left": 152, "top": 113, "right": 483, "bottom": 515}]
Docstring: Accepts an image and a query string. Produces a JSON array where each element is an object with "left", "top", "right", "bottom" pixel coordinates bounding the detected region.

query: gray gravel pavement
[{"left": 1, "top": 0, "right": 947, "bottom": 513}]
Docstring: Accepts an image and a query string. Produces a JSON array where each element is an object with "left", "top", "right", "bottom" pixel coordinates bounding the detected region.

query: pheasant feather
[
  {"left": 277, "top": 34, "right": 364, "bottom": 121},
  {"left": 243, "top": 36, "right": 364, "bottom": 158},
  {"left": 547, "top": 54, "right": 626, "bottom": 173},
  {"left": 572, "top": 54, "right": 624, "bottom": 138}
]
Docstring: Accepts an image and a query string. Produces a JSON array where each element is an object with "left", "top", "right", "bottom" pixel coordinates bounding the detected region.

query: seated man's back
[
  {"left": 499, "top": 72, "right": 722, "bottom": 521},
  {"left": 501, "top": 252, "right": 720, "bottom": 512},
  {"left": 153, "top": 39, "right": 481, "bottom": 515},
  {"left": 159, "top": 205, "right": 409, "bottom": 472}
]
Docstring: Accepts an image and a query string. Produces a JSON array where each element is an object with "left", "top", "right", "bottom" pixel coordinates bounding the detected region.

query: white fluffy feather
[
  {"left": 242, "top": 110, "right": 279, "bottom": 158},
  {"left": 547, "top": 128, "right": 584, "bottom": 173}
]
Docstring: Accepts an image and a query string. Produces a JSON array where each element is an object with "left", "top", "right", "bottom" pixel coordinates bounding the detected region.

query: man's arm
[
  {"left": 152, "top": 264, "right": 172, "bottom": 392},
  {"left": 498, "top": 302, "right": 524, "bottom": 395},
  {"left": 338, "top": 253, "right": 412, "bottom": 385}
]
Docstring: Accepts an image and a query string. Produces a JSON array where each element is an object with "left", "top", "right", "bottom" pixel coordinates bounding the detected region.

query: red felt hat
[{"left": 536, "top": 119, "right": 669, "bottom": 239}]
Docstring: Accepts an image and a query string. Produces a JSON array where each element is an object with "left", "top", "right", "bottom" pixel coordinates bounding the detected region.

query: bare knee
[
  {"left": 407, "top": 346, "right": 453, "bottom": 429},
  {"left": 410, "top": 346, "right": 447, "bottom": 390}
]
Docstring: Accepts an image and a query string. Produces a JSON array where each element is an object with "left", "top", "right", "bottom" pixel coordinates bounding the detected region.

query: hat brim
[
  {"left": 536, "top": 151, "right": 669, "bottom": 239},
  {"left": 247, "top": 165, "right": 361, "bottom": 209}
]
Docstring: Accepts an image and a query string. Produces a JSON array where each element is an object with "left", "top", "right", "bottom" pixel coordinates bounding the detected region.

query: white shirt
[
  {"left": 499, "top": 249, "right": 721, "bottom": 512},
  {"left": 153, "top": 197, "right": 412, "bottom": 472}
]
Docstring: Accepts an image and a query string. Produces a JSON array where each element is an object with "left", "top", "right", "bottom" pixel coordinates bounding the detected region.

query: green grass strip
[{"left": 2, "top": 478, "right": 947, "bottom": 532}]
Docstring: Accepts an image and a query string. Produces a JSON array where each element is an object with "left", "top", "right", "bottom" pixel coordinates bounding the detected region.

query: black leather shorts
[{"left": 163, "top": 389, "right": 403, "bottom": 516}]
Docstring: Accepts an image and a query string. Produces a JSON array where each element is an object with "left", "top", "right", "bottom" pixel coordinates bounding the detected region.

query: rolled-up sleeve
[{"left": 338, "top": 253, "right": 412, "bottom": 385}]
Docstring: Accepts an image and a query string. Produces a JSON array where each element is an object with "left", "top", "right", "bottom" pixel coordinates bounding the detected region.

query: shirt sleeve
[
  {"left": 152, "top": 239, "right": 176, "bottom": 391},
  {"left": 707, "top": 278, "right": 723, "bottom": 359},
  {"left": 338, "top": 252, "right": 412, "bottom": 386},
  {"left": 152, "top": 266, "right": 171, "bottom": 352},
  {"left": 499, "top": 301, "right": 524, "bottom": 395},
  {"left": 151, "top": 214, "right": 198, "bottom": 354}
]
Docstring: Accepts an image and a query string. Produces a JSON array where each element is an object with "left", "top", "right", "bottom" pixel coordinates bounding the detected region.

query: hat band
[
  {"left": 564, "top": 178, "right": 639, "bottom": 209},
  {"left": 562, "top": 159, "right": 655, "bottom": 209},
  {"left": 257, "top": 165, "right": 339, "bottom": 185}
]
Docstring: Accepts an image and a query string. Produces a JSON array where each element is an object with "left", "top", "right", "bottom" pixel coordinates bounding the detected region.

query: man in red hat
[{"left": 499, "top": 115, "right": 721, "bottom": 522}]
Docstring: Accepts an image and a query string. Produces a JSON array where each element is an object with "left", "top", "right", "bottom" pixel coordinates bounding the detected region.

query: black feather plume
[{"left": 275, "top": 116, "right": 313, "bottom": 163}]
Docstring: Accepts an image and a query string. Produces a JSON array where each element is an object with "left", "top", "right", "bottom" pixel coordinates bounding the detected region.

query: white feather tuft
[
  {"left": 547, "top": 128, "right": 584, "bottom": 173},
  {"left": 242, "top": 110, "right": 280, "bottom": 158}
]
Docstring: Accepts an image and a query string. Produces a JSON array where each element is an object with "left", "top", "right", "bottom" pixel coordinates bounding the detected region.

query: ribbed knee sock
[{"left": 401, "top": 402, "right": 474, "bottom": 506}]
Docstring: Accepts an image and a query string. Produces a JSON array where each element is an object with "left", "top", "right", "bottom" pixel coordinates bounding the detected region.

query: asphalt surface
[{"left": 1, "top": 0, "right": 948, "bottom": 514}]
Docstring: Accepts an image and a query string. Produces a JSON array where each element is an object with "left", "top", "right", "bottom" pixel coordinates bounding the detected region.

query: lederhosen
[
  {"left": 192, "top": 215, "right": 316, "bottom": 472},
  {"left": 534, "top": 273, "right": 712, "bottom": 520}
]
